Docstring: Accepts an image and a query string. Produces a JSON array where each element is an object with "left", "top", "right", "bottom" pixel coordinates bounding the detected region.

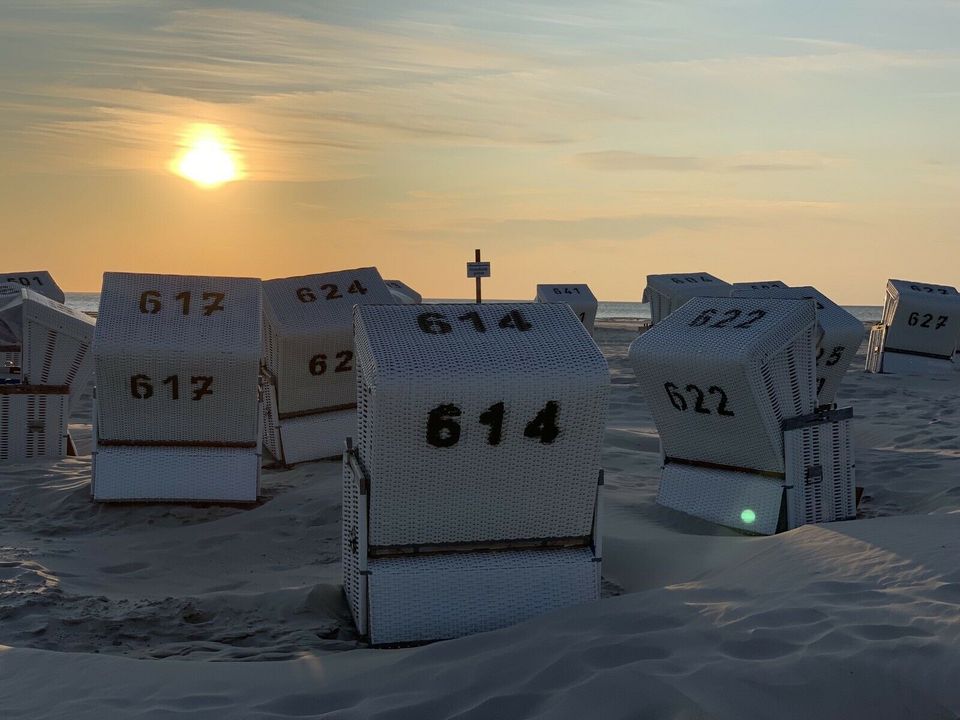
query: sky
[{"left": 0, "top": 0, "right": 958, "bottom": 302}]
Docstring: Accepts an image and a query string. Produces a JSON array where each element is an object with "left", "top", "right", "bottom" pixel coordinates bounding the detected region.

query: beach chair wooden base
[
  {"left": 342, "top": 445, "right": 603, "bottom": 645},
  {"left": 657, "top": 408, "right": 856, "bottom": 535},
  {"left": 0, "top": 385, "right": 69, "bottom": 461},
  {"left": 92, "top": 445, "right": 261, "bottom": 503},
  {"left": 262, "top": 378, "right": 354, "bottom": 465},
  {"left": 867, "top": 325, "right": 956, "bottom": 375}
]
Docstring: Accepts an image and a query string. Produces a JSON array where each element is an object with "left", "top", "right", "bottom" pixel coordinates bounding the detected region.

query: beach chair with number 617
[{"left": 92, "top": 272, "right": 262, "bottom": 502}]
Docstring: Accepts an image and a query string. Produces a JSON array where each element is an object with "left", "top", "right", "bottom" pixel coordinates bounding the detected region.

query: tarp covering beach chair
[
  {"left": 384, "top": 279, "right": 422, "bottom": 305},
  {"left": 92, "top": 272, "right": 262, "bottom": 502},
  {"left": 344, "top": 303, "right": 608, "bottom": 645},
  {"left": 535, "top": 284, "right": 598, "bottom": 335},
  {"left": 629, "top": 296, "right": 856, "bottom": 535},
  {"left": 0, "top": 271, "right": 65, "bottom": 303},
  {"left": 261, "top": 267, "right": 397, "bottom": 465},
  {"left": 731, "top": 285, "right": 865, "bottom": 407},
  {"left": 0, "top": 285, "right": 95, "bottom": 461},
  {"left": 866, "top": 279, "right": 960, "bottom": 374},
  {"left": 642, "top": 272, "right": 731, "bottom": 325}
]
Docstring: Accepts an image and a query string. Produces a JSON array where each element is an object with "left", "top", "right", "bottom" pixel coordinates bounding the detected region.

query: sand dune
[{"left": 1, "top": 323, "right": 958, "bottom": 719}]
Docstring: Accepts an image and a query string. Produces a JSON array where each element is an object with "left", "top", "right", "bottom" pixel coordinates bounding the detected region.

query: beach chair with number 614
[{"left": 343, "top": 302, "right": 608, "bottom": 645}]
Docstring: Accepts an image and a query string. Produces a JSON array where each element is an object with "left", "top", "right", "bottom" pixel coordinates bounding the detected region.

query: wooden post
[{"left": 475, "top": 249, "right": 482, "bottom": 304}]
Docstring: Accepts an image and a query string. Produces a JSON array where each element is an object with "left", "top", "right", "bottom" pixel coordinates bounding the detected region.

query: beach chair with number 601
[
  {"left": 92, "top": 272, "right": 262, "bottom": 502},
  {"left": 642, "top": 272, "right": 732, "bottom": 326},
  {"left": 343, "top": 302, "right": 608, "bottom": 645},
  {"left": 629, "top": 296, "right": 856, "bottom": 535}
]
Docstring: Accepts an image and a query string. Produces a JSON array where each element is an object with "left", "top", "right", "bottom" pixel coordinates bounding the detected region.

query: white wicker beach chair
[
  {"left": 866, "top": 279, "right": 960, "bottom": 374},
  {"left": 0, "top": 271, "right": 65, "bottom": 303},
  {"left": 629, "top": 296, "right": 856, "bottom": 535},
  {"left": 344, "top": 303, "right": 608, "bottom": 645},
  {"left": 0, "top": 285, "right": 95, "bottom": 461},
  {"left": 731, "top": 286, "right": 865, "bottom": 407},
  {"left": 384, "top": 279, "right": 422, "bottom": 305},
  {"left": 261, "top": 267, "right": 397, "bottom": 465},
  {"left": 534, "top": 284, "right": 598, "bottom": 335},
  {"left": 92, "top": 272, "right": 262, "bottom": 502},
  {"left": 642, "top": 272, "right": 732, "bottom": 325}
]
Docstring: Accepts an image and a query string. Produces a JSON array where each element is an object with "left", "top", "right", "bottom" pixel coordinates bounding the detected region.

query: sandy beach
[{"left": 1, "top": 320, "right": 958, "bottom": 719}]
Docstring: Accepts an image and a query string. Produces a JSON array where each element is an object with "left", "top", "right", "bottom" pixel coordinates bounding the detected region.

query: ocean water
[{"left": 64, "top": 293, "right": 883, "bottom": 324}]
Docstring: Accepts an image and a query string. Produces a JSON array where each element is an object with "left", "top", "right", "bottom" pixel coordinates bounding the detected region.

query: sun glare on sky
[{"left": 171, "top": 125, "right": 242, "bottom": 188}]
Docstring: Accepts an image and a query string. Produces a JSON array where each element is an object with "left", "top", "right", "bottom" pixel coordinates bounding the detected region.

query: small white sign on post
[{"left": 466, "top": 262, "right": 491, "bottom": 278}]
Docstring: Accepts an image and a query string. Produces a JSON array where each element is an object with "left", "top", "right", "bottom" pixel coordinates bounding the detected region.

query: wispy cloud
[{"left": 574, "top": 150, "right": 843, "bottom": 173}]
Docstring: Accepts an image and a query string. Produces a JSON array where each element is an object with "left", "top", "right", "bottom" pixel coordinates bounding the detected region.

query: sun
[{"left": 171, "top": 125, "right": 243, "bottom": 188}]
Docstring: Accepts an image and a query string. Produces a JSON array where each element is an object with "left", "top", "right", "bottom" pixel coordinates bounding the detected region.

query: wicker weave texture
[
  {"left": 642, "top": 272, "right": 732, "bottom": 324},
  {"left": 630, "top": 297, "right": 817, "bottom": 474},
  {"left": 534, "top": 284, "right": 598, "bottom": 335},
  {"left": 262, "top": 268, "right": 396, "bottom": 417},
  {"left": 92, "top": 445, "right": 260, "bottom": 502},
  {"left": 94, "top": 272, "right": 261, "bottom": 444},
  {"left": 732, "top": 286, "right": 864, "bottom": 406},
  {"left": 784, "top": 417, "right": 855, "bottom": 527},
  {"left": 365, "top": 548, "right": 599, "bottom": 645},
  {"left": 882, "top": 279, "right": 960, "bottom": 358},
  {"left": 354, "top": 303, "right": 609, "bottom": 545},
  {"left": 0, "top": 271, "right": 64, "bottom": 303},
  {"left": 341, "top": 452, "right": 365, "bottom": 634},
  {"left": 384, "top": 280, "right": 422, "bottom": 305},
  {"left": 657, "top": 463, "right": 784, "bottom": 535},
  {"left": 0, "top": 390, "right": 68, "bottom": 461}
]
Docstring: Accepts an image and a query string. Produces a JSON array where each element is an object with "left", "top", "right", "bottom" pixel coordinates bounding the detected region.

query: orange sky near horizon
[{"left": 1, "top": 2, "right": 958, "bottom": 303}]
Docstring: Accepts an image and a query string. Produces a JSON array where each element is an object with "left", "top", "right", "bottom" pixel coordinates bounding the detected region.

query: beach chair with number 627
[{"left": 866, "top": 279, "right": 960, "bottom": 374}]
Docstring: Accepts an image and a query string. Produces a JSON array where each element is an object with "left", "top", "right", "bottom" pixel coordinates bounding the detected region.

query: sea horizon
[{"left": 63, "top": 292, "right": 884, "bottom": 324}]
